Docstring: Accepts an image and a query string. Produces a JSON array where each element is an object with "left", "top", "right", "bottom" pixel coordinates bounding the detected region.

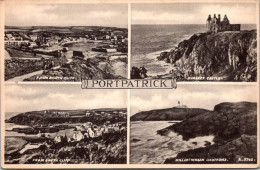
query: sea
[
  {"left": 4, "top": 112, "right": 75, "bottom": 138},
  {"left": 130, "top": 121, "right": 215, "bottom": 164},
  {"left": 131, "top": 24, "right": 257, "bottom": 76},
  {"left": 5, "top": 42, "right": 102, "bottom": 60}
]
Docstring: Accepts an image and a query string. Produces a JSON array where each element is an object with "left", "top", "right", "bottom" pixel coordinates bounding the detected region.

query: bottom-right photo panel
[{"left": 130, "top": 84, "right": 257, "bottom": 164}]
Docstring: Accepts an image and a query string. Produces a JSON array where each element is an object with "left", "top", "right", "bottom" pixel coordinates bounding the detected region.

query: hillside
[
  {"left": 130, "top": 107, "right": 209, "bottom": 121},
  {"left": 158, "top": 102, "right": 257, "bottom": 164},
  {"left": 157, "top": 30, "right": 257, "bottom": 81},
  {"left": 6, "top": 108, "right": 127, "bottom": 126},
  {"left": 5, "top": 26, "right": 127, "bottom": 34}
]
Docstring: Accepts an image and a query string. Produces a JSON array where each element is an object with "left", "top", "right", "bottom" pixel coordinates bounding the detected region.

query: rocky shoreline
[
  {"left": 153, "top": 30, "right": 257, "bottom": 81},
  {"left": 157, "top": 102, "right": 257, "bottom": 164}
]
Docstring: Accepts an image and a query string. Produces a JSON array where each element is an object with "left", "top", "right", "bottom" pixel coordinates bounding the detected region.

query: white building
[
  {"left": 29, "top": 42, "right": 38, "bottom": 48},
  {"left": 30, "top": 35, "right": 38, "bottom": 41},
  {"left": 86, "top": 112, "right": 91, "bottom": 117},
  {"left": 87, "top": 128, "right": 95, "bottom": 138},
  {"left": 54, "top": 135, "right": 63, "bottom": 143},
  {"left": 72, "top": 131, "right": 84, "bottom": 141}
]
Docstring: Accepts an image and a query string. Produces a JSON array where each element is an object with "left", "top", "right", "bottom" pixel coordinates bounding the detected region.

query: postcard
[{"left": 1, "top": 0, "right": 259, "bottom": 169}]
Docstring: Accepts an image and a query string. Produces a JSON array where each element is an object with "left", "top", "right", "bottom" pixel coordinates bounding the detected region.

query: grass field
[{"left": 5, "top": 137, "right": 28, "bottom": 155}]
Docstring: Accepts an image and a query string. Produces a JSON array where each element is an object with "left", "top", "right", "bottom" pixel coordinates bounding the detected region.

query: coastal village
[
  {"left": 5, "top": 109, "right": 127, "bottom": 164},
  {"left": 5, "top": 27, "right": 128, "bottom": 52},
  {"left": 5, "top": 26, "right": 128, "bottom": 81}
]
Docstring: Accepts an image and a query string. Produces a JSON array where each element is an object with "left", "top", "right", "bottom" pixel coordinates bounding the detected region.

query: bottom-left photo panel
[{"left": 3, "top": 84, "right": 127, "bottom": 164}]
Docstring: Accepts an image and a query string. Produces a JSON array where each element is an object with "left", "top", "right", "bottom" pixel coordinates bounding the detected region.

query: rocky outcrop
[
  {"left": 24, "top": 57, "right": 125, "bottom": 81},
  {"left": 157, "top": 30, "right": 257, "bottom": 81},
  {"left": 159, "top": 102, "right": 257, "bottom": 164},
  {"left": 131, "top": 107, "right": 209, "bottom": 121},
  {"left": 130, "top": 66, "right": 148, "bottom": 79}
]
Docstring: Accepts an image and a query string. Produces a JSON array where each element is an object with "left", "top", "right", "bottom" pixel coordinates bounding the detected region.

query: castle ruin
[{"left": 206, "top": 14, "right": 241, "bottom": 33}]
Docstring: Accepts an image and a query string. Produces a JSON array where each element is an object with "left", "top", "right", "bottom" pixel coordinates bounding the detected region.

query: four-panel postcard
[{"left": 0, "top": 0, "right": 259, "bottom": 169}]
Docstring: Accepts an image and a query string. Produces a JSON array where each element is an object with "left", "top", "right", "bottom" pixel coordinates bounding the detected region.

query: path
[{"left": 7, "top": 59, "right": 73, "bottom": 82}]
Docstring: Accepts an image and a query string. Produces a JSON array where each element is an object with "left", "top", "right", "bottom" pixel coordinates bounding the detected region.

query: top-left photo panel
[{"left": 4, "top": 3, "right": 128, "bottom": 82}]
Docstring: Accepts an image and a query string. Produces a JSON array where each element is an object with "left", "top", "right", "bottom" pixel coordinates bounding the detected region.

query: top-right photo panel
[{"left": 130, "top": 3, "right": 258, "bottom": 82}]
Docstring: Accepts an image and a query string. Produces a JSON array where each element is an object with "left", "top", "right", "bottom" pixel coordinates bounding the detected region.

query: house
[
  {"left": 106, "top": 48, "right": 117, "bottom": 53},
  {"left": 72, "top": 131, "right": 84, "bottom": 141},
  {"left": 6, "top": 33, "right": 13, "bottom": 39},
  {"left": 86, "top": 112, "right": 91, "bottom": 117},
  {"left": 83, "top": 122, "right": 93, "bottom": 127},
  {"left": 75, "top": 125, "right": 85, "bottom": 131},
  {"left": 54, "top": 135, "right": 63, "bottom": 143},
  {"left": 106, "top": 35, "right": 111, "bottom": 39},
  {"left": 29, "top": 42, "right": 38, "bottom": 48},
  {"left": 87, "top": 128, "right": 95, "bottom": 138},
  {"left": 120, "top": 126, "right": 126, "bottom": 132},
  {"left": 30, "top": 35, "right": 38, "bottom": 41},
  {"left": 113, "top": 126, "right": 120, "bottom": 131},
  {"left": 52, "top": 111, "right": 70, "bottom": 117}
]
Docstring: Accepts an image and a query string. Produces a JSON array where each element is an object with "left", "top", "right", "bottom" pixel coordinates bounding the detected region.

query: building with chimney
[{"left": 206, "top": 14, "right": 240, "bottom": 33}]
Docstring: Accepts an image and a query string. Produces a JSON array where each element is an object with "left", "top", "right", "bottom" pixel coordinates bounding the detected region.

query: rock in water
[{"left": 161, "top": 102, "right": 257, "bottom": 164}]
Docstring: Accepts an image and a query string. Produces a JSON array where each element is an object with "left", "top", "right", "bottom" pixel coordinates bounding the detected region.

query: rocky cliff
[
  {"left": 131, "top": 107, "right": 209, "bottom": 121},
  {"left": 158, "top": 102, "right": 257, "bottom": 164},
  {"left": 157, "top": 30, "right": 257, "bottom": 81}
]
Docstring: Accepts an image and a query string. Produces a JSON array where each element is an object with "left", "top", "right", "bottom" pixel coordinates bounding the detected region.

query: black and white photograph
[
  {"left": 4, "top": 85, "right": 127, "bottom": 164},
  {"left": 1, "top": 0, "right": 259, "bottom": 169},
  {"left": 130, "top": 3, "right": 257, "bottom": 81},
  {"left": 130, "top": 84, "right": 257, "bottom": 164},
  {"left": 4, "top": 4, "right": 128, "bottom": 82}
]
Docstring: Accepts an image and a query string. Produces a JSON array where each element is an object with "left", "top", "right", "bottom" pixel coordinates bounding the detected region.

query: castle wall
[
  {"left": 230, "top": 24, "right": 241, "bottom": 31},
  {"left": 221, "top": 25, "right": 231, "bottom": 31}
]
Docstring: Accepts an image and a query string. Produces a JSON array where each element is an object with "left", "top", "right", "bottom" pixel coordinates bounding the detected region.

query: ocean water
[
  {"left": 130, "top": 121, "right": 215, "bottom": 164},
  {"left": 131, "top": 24, "right": 257, "bottom": 76}
]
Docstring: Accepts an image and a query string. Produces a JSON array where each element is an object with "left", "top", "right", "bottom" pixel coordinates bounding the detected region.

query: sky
[
  {"left": 5, "top": 4, "right": 128, "bottom": 28},
  {"left": 130, "top": 84, "right": 257, "bottom": 115},
  {"left": 5, "top": 84, "right": 258, "bottom": 116},
  {"left": 132, "top": 3, "right": 257, "bottom": 25},
  {"left": 5, "top": 84, "right": 127, "bottom": 113}
]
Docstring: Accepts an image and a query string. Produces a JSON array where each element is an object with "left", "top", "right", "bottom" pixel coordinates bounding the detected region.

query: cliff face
[
  {"left": 159, "top": 102, "right": 257, "bottom": 164},
  {"left": 131, "top": 107, "right": 209, "bottom": 121},
  {"left": 157, "top": 30, "right": 257, "bottom": 81}
]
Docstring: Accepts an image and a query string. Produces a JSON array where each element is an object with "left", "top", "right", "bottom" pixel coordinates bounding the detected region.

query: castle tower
[
  {"left": 223, "top": 14, "right": 230, "bottom": 24},
  {"left": 207, "top": 14, "right": 212, "bottom": 21},
  {"left": 218, "top": 14, "right": 221, "bottom": 22},
  {"left": 206, "top": 14, "right": 212, "bottom": 30},
  {"left": 213, "top": 14, "right": 217, "bottom": 22}
]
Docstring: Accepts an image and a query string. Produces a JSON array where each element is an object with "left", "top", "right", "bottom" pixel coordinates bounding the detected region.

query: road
[{"left": 7, "top": 59, "right": 72, "bottom": 82}]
